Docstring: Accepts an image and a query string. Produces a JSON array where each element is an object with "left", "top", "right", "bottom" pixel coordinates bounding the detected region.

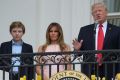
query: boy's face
[{"left": 10, "top": 27, "right": 24, "bottom": 42}]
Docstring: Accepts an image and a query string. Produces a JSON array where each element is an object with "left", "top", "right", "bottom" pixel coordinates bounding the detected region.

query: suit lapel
[
  {"left": 8, "top": 41, "right": 12, "bottom": 54},
  {"left": 90, "top": 24, "right": 96, "bottom": 50},
  {"left": 103, "top": 23, "right": 112, "bottom": 49},
  {"left": 6, "top": 41, "right": 12, "bottom": 65},
  {"left": 21, "top": 43, "right": 26, "bottom": 53}
]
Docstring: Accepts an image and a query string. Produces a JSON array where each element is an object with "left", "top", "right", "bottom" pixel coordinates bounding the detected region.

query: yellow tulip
[
  {"left": 37, "top": 75, "right": 41, "bottom": 80},
  {"left": 116, "top": 73, "right": 120, "bottom": 80},
  {"left": 91, "top": 75, "right": 96, "bottom": 80},
  {"left": 20, "top": 77, "right": 24, "bottom": 80},
  {"left": 23, "top": 75, "right": 26, "bottom": 80}
]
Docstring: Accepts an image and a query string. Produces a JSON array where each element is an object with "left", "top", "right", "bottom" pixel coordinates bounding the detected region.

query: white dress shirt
[
  {"left": 12, "top": 40, "right": 22, "bottom": 72},
  {"left": 95, "top": 21, "right": 107, "bottom": 50}
]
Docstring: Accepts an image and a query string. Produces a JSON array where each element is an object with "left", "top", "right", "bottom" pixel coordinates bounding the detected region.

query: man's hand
[{"left": 72, "top": 39, "right": 83, "bottom": 51}]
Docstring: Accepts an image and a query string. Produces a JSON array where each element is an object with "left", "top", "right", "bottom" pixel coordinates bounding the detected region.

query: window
[
  {"left": 104, "top": 0, "right": 120, "bottom": 13},
  {"left": 104, "top": 0, "right": 120, "bottom": 26}
]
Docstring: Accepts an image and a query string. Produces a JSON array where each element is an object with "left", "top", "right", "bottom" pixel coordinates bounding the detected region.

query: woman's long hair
[{"left": 42, "top": 22, "right": 67, "bottom": 52}]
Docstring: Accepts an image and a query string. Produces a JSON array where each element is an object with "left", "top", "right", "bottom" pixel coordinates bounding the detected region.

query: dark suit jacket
[
  {"left": 0, "top": 40, "right": 34, "bottom": 80},
  {"left": 78, "top": 23, "right": 120, "bottom": 79}
]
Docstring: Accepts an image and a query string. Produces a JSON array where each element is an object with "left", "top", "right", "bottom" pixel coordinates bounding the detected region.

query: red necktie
[{"left": 97, "top": 24, "right": 104, "bottom": 66}]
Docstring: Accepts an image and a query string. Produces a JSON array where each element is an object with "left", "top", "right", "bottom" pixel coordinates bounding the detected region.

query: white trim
[
  {"left": 107, "top": 12, "right": 120, "bottom": 19},
  {"left": 108, "top": 12, "right": 120, "bottom": 17}
]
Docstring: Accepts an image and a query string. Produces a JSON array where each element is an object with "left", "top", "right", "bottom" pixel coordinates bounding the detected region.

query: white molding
[
  {"left": 107, "top": 12, "right": 120, "bottom": 19},
  {"left": 108, "top": 12, "right": 120, "bottom": 17}
]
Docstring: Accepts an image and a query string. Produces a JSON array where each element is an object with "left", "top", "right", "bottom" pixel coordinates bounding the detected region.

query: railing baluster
[
  {"left": 73, "top": 64, "right": 75, "bottom": 70},
  {"left": 49, "top": 65, "right": 51, "bottom": 78},
  {"left": 57, "top": 64, "right": 59, "bottom": 72},
  {"left": 105, "top": 63, "right": 107, "bottom": 79},
  {"left": 113, "top": 63, "right": 116, "bottom": 79},
  {"left": 41, "top": 65, "right": 43, "bottom": 80},
  {"left": 3, "top": 69, "right": 5, "bottom": 80}
]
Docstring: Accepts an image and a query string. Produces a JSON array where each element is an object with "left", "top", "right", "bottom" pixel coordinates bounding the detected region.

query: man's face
[
  {"left": 92, "top": 5, "right": 107, "bottom": 24},
  {"left": 10, "top": 27, "right": 24, "bottom": 42}
]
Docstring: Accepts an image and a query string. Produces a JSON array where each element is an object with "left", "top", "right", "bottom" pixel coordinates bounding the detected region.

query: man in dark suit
[
  {"left": 0, "top": 21, "right": 34, "bottom": 80},
  {"left": 73, "top": 2, "right": 120, "bottom": 80}
]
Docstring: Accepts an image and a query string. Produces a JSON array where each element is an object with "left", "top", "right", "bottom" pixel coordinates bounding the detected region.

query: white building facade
[{"left": 0, "top": 0, "right": 120, "bottom": 79}]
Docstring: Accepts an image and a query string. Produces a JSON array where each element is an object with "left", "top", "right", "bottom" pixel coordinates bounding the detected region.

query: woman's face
[{"left": 49, "top": 26, "right": 59, "bottom": 43}]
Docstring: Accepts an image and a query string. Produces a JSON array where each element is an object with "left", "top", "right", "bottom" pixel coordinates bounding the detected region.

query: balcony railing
[{"left": 0, "top": 50, "right": 120, "bottom": 80}]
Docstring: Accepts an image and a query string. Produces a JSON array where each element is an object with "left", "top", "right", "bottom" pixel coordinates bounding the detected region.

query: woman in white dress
[{"left": 36, "top": 22, "right": 71, "bottom": 80}]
